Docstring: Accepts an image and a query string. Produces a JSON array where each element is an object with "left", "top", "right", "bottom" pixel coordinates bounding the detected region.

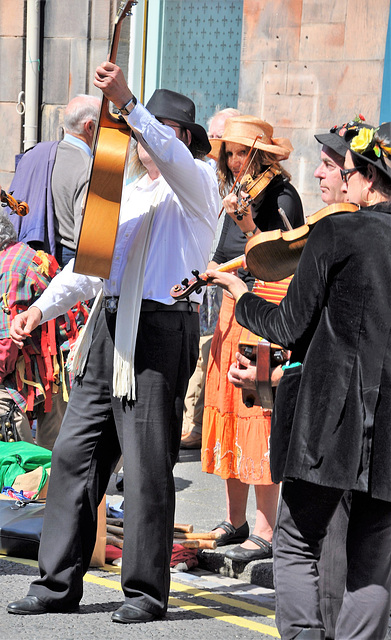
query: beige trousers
[{"left": 182, "top": 335, "right": 213, "bottom": 436}]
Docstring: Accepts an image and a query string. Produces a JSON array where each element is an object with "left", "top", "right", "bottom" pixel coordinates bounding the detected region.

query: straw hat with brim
[
  {"left": 145, "top": 89, "right": 211, "bottom": 155},
  {"left": 349, "top": 122, "right": 391, "bottom": 182},
  {"left": 208, "top": 115, "right": 293, "bottom": 161},
  {"left": 314, "top": 119, "right": 374, "bottom": 158}
]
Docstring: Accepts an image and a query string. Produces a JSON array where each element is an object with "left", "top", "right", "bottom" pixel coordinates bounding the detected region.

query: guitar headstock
[{"left": 117, "top": 1, "right": 137, "bottom": 23}]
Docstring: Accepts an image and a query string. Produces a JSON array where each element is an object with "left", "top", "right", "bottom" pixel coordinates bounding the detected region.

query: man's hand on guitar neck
[{"left": 94, "top": 61, "right": 134, "bottom": 112}]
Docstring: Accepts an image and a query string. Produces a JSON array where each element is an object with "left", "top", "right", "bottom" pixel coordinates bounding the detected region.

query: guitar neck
[{"left": 100, "top": 1, "right": 137, "bottom": 129}]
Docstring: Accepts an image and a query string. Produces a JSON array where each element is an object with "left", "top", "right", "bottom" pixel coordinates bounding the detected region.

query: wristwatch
[
  {"left": 244, "top": 227, "right": 257, "bottom": 239},
  {"left": 119, "top": 95, "right": 137, "bottom": 115}
]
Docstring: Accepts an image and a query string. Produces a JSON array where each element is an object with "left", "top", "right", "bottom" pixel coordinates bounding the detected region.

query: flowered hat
[
  {"left": 208, "top": 115, "right": 293, "bottom": 161},
  {"left": 314, "top": 115, "right": 370, "bottom": 158},
  {"left": 349, "top": 122, "right": 391, "bottom": 181}
]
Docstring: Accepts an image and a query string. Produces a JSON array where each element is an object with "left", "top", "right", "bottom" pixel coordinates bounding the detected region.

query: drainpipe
[{"left": 24, "top": 0, "right": 42, "bottom": 151}]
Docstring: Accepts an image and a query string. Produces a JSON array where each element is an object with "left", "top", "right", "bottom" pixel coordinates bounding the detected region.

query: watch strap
[
  {"left": 244, "top": 227, "right": 257, "bottom": 238},
  {"left": 119, "top": 95, "right": 137, "bottom": 115}
]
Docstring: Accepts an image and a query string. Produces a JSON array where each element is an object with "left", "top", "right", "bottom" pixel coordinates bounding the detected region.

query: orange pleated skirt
[{"left": 201, "top": 292, "right": 273, "bottom": 485}]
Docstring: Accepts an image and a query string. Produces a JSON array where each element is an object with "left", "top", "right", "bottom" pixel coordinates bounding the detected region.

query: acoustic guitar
[{"left": 74, "top": 1, "right": 137, "bottom": 279}]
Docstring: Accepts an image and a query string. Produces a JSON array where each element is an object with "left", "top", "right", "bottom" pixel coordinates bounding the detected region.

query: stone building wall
[
  {"left": 0, "top": 0, "right": 127, "bottom": 190},
  {"left": 0, "top": 0, "right": 389, "bottom": 214},
  {"left": 240, "top": 0, "right": 390, "bottom": 213}
]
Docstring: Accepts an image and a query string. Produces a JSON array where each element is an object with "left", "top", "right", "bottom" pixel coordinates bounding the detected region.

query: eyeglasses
[{"left": 340, "top": 167, "right": 358, "bottom": 184}]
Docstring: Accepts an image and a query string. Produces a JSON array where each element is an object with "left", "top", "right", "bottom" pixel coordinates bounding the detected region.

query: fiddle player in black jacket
[{"left": 206, "top": 121, "right": 391, "bottom": 640}]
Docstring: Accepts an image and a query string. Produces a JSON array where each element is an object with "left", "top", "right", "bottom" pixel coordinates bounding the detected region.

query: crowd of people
[{"left": 1, "top": 54, "right": 391, "bottom": 640}]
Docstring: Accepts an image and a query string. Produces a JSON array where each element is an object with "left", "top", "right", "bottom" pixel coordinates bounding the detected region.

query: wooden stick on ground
[
  {"left": 173, "top": 531, "right": 219, "bottom": 540},
  {"left": 107, "top": 517, "right": 124, "bottom": 527},
  {"left": 195, "top": 540, "right": 217, "bottom": 550},
  {"left": 173, "top": 539, "right": 199, "bottom": 548},
  {"left": 173, "top": 539, "right": 217, "bottom": 550},
  {"left": 174, "top": 523, "right": 193, "bottom": 533},
  {"left": 107, "top": 524, "right": 124, "bottom": 537}
]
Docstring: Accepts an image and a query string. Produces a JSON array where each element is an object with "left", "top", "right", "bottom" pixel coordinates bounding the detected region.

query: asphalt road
[{"left": 0, "top": 448, "right": 390, "bottom": 639}]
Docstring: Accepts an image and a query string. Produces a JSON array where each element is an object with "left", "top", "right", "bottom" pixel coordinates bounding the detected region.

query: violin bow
[{"left": 218, "top": 135, "right": 264, "bottom": 218}]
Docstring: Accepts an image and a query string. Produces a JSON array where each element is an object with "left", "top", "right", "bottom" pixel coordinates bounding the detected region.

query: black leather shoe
[
  {"left": 7, "top": 595, "right": 79, "bottom": 615},
  {"left": 112, "top": 603, "right": 159, "bottom": 624},
  {"left": 225, "top": 534, "right": 273, "bottom": 561},
  {"left": 7, "top": 596, "right": 73, "bottom": 616},
  {"left": 212, "top": 520, "right": 249, "bottom": 547}
]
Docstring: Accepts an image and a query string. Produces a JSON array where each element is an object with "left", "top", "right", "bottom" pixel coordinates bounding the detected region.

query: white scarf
[{"left": 69, "top": 180, "right": 165, "bottom": 401}]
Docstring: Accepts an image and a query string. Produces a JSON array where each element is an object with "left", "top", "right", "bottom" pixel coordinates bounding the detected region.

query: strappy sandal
[
  {"left": 211, "top": 520, "right": 249, "bottom": 547},
  {"left": 225, "top": 533, "right": 273, "bottom": 561}
]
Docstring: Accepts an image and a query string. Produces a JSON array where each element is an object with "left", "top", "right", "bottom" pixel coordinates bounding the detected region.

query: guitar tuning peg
[
  {"left": 196, "top": 287, "right": 202, "bottom": 294},
  {"left": 191, "top": 269, "right": 200, "bottom": 277},
  {"left": 181, "top": 278, "right": 189, "bottom": 287}
]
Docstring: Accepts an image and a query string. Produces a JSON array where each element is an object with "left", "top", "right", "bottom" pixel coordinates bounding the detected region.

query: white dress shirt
[{"left": 36, "top": 100, "right": 219, "bottom": 323}]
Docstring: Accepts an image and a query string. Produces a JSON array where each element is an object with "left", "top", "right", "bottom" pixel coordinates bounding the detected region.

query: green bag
[{"left": 0, "top": 441, "right": 52, "bottom": 495}]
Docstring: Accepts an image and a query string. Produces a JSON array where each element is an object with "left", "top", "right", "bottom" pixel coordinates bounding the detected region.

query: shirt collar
[{"left": 63, "top": 133, "right": 92, "bottom": 157}]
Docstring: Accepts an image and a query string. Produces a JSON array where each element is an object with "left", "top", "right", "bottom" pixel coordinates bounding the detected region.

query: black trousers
[
  {"left": 318, "top": 491, "right": 351, "bottom": 639},
  {"left": 29, "top": 304, "right": 199, "bottom": 615},
  {"left": 274, "top": 479, "right": 391, "bottom": 640}
]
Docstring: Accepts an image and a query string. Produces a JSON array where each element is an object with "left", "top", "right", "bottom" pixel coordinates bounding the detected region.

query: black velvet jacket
[{"left": 235, "top": 203, "right": 391, "bottom": 501}]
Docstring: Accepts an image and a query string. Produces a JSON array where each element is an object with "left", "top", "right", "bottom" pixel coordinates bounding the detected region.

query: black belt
[
  {"left": 102, "top": 297, "right": 119, "bottom": 313},
  {"left": 141, "top": 300, "right": 199, "bottom": 313},
  {"left": 102, "top": 297, "right": 199, "bottom": 314}
]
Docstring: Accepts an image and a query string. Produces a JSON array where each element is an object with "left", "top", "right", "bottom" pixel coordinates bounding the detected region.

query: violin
[
  {"left": 170, "top": 203, "right": 359, "bottom": 299},
  {"left": 245, "top": 202, "right": 358, "bottom": 282},
  {"left": 170, "top": 255, "right": 246, "bottom": 301},
  {"left": 233, "top": 165, "right": 281, "bottom": 221},
  {"left": 0, "top": 189, "right": 29, "bottom": 217}
]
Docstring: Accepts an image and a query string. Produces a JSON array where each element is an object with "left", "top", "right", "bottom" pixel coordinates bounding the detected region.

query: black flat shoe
[
  {"left": 7, "top": 595, "right": 79, "bottom": 615},
  {"left": 225, "top": 534, "right": 273, "bottom": 561},
  {"left": 212, "top": 520, "right": 249, "bottom": 547},
  {"left": 112, "top": 603, "right": 160, "bottom": 624}
]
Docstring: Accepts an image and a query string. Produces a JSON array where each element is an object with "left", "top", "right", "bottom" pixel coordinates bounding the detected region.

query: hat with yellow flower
[
  {"left": 349, "top": 122, "right": 391, "bottom": 181},
  {"left": 314, "top": 115, "right": 371, "bottom": 158}
]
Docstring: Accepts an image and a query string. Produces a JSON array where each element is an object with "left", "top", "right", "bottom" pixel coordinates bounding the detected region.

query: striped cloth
[
  {"left": 252, "top": 275, "right": 292, "bottom": 304},
  {"left": 0, "top": 242, "right": 87, "bottom": 414}
]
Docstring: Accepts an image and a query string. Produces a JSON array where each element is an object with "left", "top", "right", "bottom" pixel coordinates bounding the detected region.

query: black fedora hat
[
  {"left": 314, "top": 115, "right": 372, "bottom": 158},
  {"left": 146, "top": 89, "right": 211, "bottom": 155},
  {"left": 349, "top": 122, "right": 391, "bottom": 181}
]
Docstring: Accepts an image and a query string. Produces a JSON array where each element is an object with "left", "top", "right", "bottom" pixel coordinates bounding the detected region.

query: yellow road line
[
  {"left": 84, "top": 574, "right": 279, "bottom": 637},
  {"left": 168, "top": 596, "right": 280, "bottom": 637},
  {"left": 170, "top": 579, "right": 276, "bottom": 619},
  {"left": 0, "top": 556, "right": 280, "bottom": 638}
]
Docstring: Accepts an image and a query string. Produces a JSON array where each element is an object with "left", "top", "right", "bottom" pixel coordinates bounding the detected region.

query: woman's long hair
[{"left": 216, "top": 144, "right": 291, "bottom": 197}]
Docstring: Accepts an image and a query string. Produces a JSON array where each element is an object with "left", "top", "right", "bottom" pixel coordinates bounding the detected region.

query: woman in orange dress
[{"left": 201, "top": 115, "right": 304, "bottom": 561}]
